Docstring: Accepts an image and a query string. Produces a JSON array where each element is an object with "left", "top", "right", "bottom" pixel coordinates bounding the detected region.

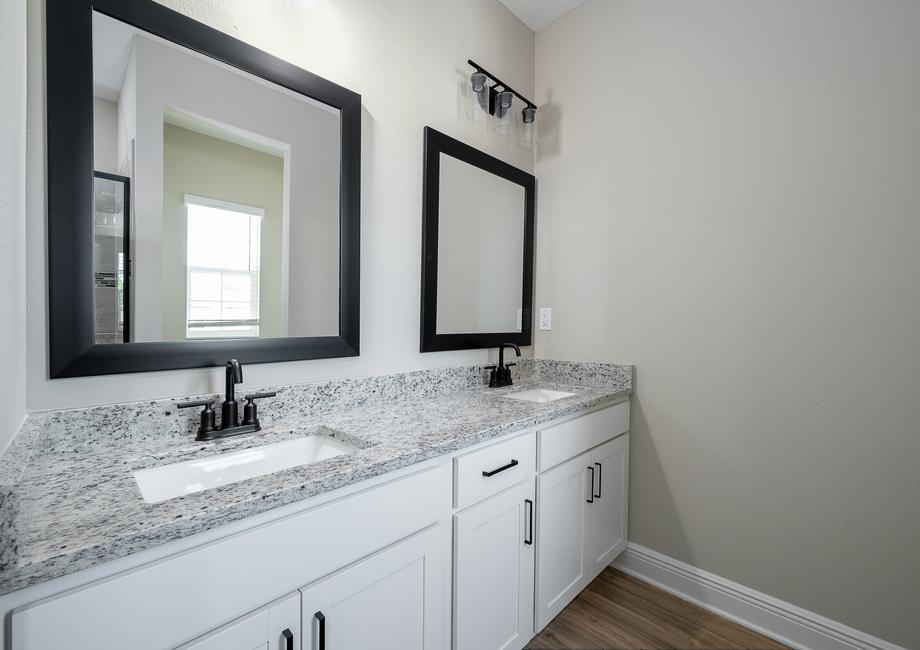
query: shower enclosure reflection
[{"left": 93, "top": 172, "right": 130, "bottom": 344}]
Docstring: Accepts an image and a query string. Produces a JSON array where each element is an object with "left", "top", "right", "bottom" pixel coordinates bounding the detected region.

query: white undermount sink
[
  {"left": 133, "top": 433, "right": 358, "bottom": 504},
  {"left": 505, "top": 388, "right": 576, "bottom": 403}
]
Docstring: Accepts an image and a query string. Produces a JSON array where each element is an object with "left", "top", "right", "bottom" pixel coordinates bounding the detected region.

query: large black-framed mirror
[
  {"left": 420, "top": 127, "right": 535, "bottom": 353},
  {"left": 46, "top": 0, "right": 361, "bottom": 378}
]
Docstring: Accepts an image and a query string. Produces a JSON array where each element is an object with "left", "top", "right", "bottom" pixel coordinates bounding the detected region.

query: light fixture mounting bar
[{"left": 467, "top": 59, "right": 536, "bottom": 109}]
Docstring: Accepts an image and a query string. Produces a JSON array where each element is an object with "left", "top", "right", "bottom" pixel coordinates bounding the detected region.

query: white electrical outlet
[{"left": 539, "top": 307, "right": 552, "bottom": 331}]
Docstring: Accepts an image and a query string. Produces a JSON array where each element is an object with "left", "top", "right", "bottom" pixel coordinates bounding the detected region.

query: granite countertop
[{"left": 0, "top": 361, "right": 632, "bottom": 596}]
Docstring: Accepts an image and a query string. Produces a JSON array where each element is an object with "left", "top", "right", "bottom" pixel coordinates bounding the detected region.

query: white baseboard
[{"left": 613, "top": 543, "right": 905, "bottom": 650}]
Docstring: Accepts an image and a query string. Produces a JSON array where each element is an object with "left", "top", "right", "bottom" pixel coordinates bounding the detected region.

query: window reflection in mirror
[
  {"left": 435, "top": 153, "right": 526, "bottom": 335},
  {"left": 91, "top": 10, "right": 341, "bottom": 343},
  {"left": 184, "top": 196, "right": 263, "bottom": 339}
]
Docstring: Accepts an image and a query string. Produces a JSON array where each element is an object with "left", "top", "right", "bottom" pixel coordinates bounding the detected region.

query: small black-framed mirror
[
  {"left": 46, "top": 0, "right": 361, "bottom": 378},
  {"left": 420, "top": 127, "right": 535, "bottom": 353}
]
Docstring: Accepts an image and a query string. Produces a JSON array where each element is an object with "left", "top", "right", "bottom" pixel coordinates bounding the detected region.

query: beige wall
[
  {"left": 534, "top": 1, "right": 920, "bottom": 646},
  {"left": 25, "top": 0, "right": 534, "bottom": 408},
  {"left": 0, "top": 0, "right": 27, "bottom": 454},
  {"left": 162, "top": 124, "right": 285, "bottom": 340}
]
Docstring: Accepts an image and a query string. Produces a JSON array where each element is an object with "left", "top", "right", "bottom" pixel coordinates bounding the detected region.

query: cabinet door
[
  {"left": 300, "top": 526, "right": 444, "bottom": 650},
  {"left": 534, "top": 452, "right": 591, "bottom": 631},
  {"left": 454, "top": 481, "right": 535, "bottom": 650},
  {"left": 179, "top": 592, "right": 300, "bottom": 650},
  {"left": 587, "top": 435, "right": 629, "bottom": 580}
]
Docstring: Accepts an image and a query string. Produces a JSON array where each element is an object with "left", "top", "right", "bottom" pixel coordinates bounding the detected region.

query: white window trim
[
  {"left": 184, "top": 194, "right": 265, "bottom": 218},
  {"left": 184, "top": 195, "right": 264, "bottom": 340}
]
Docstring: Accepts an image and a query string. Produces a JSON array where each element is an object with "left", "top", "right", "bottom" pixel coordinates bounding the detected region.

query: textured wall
[
  {"left": 534, "top": 1, "right": 920, "bottom": 646},
  {"left": 25, "top": 0, "right": 534, "bottom": 409},
  {"left": 0, "top": 0, "right": 28, "bottom": 454}
]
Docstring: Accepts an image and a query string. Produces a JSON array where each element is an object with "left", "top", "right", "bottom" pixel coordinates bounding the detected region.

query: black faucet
[
  {"left": 177, "top": 359, "right": 276, "bottom": 441},
  {"left": 222, "top": 359, "right": 243, "bottom": 429},
  {"left": 487, "top": 342, "right": 521, "bottom": 388}
]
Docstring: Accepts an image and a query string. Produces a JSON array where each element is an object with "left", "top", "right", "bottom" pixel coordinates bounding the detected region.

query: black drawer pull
[
  {"left": 482, "top": 459, "right": 519, "bottom": 477},
  {"left": 524, "top": 498, "right": 534, "bottom": 545},
  {"left": 587, "top": 466, "right": 595, "bottom": 503},
  {"left": 315, "top": 611, "right": 326, "bottom": 650},
  {"left": 594, "top": 462, "right": 603, "bottom": 499},
  {"left": 282, "top": 628, "right": 294, "bottom": 650}
]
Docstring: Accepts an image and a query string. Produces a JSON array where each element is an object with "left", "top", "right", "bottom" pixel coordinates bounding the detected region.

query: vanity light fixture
[{"left": 467, "top": 59, "right": 538, "bottom": 146}]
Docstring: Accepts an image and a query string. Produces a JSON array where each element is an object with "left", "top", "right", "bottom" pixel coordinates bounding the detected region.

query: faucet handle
[
  {"left": 177, "top": 399, "right": 217, "bottom": 437},
  {"left": 177, "top": 398, "right": 214, "bottom": 409},
  {"left": 243, "top": 391, "right": 277, "bottom": 401},
  {"left": 242, "top": 392, "right": 276, "bottom": 428},
  {"left": 484, "top": 365, "right": 500, "bottom": 388}
]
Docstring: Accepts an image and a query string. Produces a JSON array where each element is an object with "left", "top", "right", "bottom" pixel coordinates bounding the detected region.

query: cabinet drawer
[
  {"left": 454, "top": 431, "right": 535, "bottom": 509},
  {"left": 538, "top": 401, "right": 629, "bottom": 471}
]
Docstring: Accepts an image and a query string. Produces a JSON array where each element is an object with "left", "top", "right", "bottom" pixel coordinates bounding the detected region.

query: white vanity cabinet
[
  {"left": 6, "top": 398, "right": 630, "bottom": 650},
  {"left": 179, "top": 592, "right": 301, "bottom": 650},
  {"left": 453, "top": 480, "right": 535, "bottom": 650},
  {"left": 533, "top": 402, "right": 630, "bottom": 631},
  {"left": 299, "top": 526, "right": 444, "bottom": 650},
  {"left": 450, "top": 401, "right": 630, "bottom": 645}
]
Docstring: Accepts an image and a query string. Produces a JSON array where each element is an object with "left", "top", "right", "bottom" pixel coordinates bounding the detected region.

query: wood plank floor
[{"left": 526, "top": 568, "right": 789, "bottom": 650}]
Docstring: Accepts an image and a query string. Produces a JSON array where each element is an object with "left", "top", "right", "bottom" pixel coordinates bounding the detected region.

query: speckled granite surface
[{"left": 0, "top": 360, "right": 632, "bottom": 595}]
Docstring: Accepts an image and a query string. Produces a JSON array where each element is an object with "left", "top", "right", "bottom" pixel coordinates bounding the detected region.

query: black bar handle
[
  {"left": 594, "top": 462, "right": 603, "bottom": 499},
  {"left": 177, "top": 399, "right": 214, "bottom": 409},
  {"left": 177, "top": 399, "right": 217, "bottom": 438},
  {"left": 315, "top": 611, "right": 325, "bottom": 650},
  {"left": 282, "top": 628, "right": 294, "bottom": 650},
  {"left": 243, "top": 391, "right": 277, "bottom": 401},
  {"left": 524, "top": 499, "right": 534, "bottom": 545},
  {"left": 587, "top": 466, "right": 595, "bottom": 503},
  {"left": 482, "top": 459, "right": 519, "bottom": 477}
]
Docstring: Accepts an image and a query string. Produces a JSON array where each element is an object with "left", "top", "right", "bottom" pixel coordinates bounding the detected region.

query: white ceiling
[{"left": 498, "top": 0, "right": 585, "bottom": 31}]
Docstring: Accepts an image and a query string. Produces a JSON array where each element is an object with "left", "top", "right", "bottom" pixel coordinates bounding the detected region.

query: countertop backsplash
[{"left": 6, "top": 359, "right": 632, "bottom": 459}]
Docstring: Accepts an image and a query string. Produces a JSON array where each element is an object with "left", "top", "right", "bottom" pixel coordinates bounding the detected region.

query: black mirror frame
[
  {"left": 46, "top": 0, "right": 361, "bottom": 378},
  {"left": 420, "top": 127, "right": 535, "bottom": 353}
]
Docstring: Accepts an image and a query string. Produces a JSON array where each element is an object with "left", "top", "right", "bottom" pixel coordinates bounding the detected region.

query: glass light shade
[
  {"left": 471, "top": 73, "right": 489, "bottom": 109},
  {"left": 519, "top": 106, "right": 536, "bottom": 147},
  {"left": 493, "top": 90, "right": 514, "bottom": 135},
  {"left": 468, "top": 72, "right": 489, "bottom": 122}
]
